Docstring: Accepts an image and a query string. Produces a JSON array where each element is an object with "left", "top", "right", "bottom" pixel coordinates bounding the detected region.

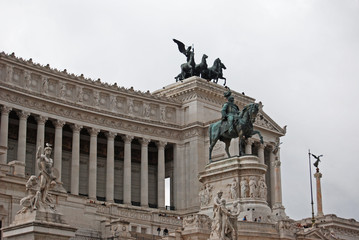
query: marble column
[
  {"left": 173, "top": 143, "right": 185, "bottom": 209},
  {"left": 140, "top": 138, "right": 150, "bottom": 207},
  {"left": 314, "top": 169, "right": 323, "bottom": 217},
  {"left": 35, "top": 116, "right": 48, "bottom": 176},
  {"left": 88, "top": 128, "right": 100, "bottom": 200},
  {"left": 71, "top": 124, "right": 82, "bottom": 195},
  {"left": 269, "top": 147, "right": 276, "bottom": 208},
  {"left": 16, "top": 111, "right": 30, "bottom": 164},
  {"left": 157, "top": 141, "right": 167, "bottom": 209},
  {"left": 273, "top": 159, "right": 283, "bottom": 207},
  {"left": 257, "top": 143, "right": 265, "bottom": 164},
  {"left": 105, "top": 132, "right": 116, "bottom": 202},
  {"left": 245, "top": 139, "right": 253, "bottom": 155},
  {"left": 122, "top": 135, "right": 133, "bottom": 204},
  {"left": 0, "top": 106, "right": 12, "bottom": 164},
  {"left": 53, "top": 120, "right": 65, "bottom": 182}
]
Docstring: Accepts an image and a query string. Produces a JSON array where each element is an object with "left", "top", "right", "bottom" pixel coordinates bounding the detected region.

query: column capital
[
  {"left": 258, "top": 142, "right": 265, "bottom": 150},
  {"left": 71, "top": 124, "right": 83, "bottom": 132},
  {"left": 156, "top": 141, "right": 167, "bottom": 148},
  {"left": 36, "top": 115, "right": 48, "bottom": 124},
  {"left": 105, "top": 131, "right": 117, "bottom": 139},
  {"left": 121, "top": 134, "right": 134, "bottom": 143},
  {"left": 88, "top": 128, "right": 100, "bottom": 136},
  {"left": 139, "top": 138, "right": 151, "bottom": 146},
  {"left": 273, "top": 160, "right": 281, "bottom": 167},
  {"left": 1, "top": 106, "right": 12, "bottom": 114},
  {"left": 314, "top": 172, "right": 322, "bottom": 179},
  {"left": 53, "top": 120, "right": 66, "bottom": 128},
  {"left": 17, "top": 111, "right": 30, "bottom": 120}
]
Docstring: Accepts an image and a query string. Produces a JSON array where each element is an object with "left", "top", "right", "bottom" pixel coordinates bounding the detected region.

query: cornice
[
  {"left": 153, "top": 77, "right": 254, "bottom": 107},
  {"left": 0, "top": 51, "right": 181, "bottom": 106}
]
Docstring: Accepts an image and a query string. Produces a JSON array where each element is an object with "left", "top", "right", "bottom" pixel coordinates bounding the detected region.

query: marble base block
[{"left": 2, "top": 210, "right": 76, "bottom": 240}]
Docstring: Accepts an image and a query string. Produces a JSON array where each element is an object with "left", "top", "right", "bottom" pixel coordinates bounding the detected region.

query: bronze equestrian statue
[
  {"left": 209, "top": 90, "right": 263, "bottom": 161},
  {"left": 173, "top": 39, "right": 226, "bottom": 85}
]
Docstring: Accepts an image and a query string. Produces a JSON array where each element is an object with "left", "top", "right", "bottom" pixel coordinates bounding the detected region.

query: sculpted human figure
[
  {"left": 18, "top": 175, "right": 40, "bottom": 213},
  {"left": 228, "top": 178, "right": 238, "bottom": 199},
  {"left": 221, "top": 90, "right": 240, "bottom": 134},
  {"left": 258, "top": 176, "right": 267, "bottom": 200},
  {"left": 249, "top": 176, "right": 257, "bottom": 198},
  {"left": 240, "top": 177, "right": 248, "bottom": 198},
  {"left": 36, "top": 143, "right": 56, "bottom": 209},
  {"left": 211, "top": 191, "right": 223, "bottom": 238}
]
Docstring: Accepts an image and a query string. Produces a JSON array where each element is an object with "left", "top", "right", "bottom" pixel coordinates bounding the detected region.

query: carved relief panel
[
  {"left": 0, "top": 63, "right": 5, "bottom": 81},
  {"left": 12, "top": 67, "right": 23, "bottom": 86},
  {"left": 165, "top": 106, "right": 176, "bottom": 123},
  {"left": 29, "top": 73, "right": 41, "bottom": 91}
]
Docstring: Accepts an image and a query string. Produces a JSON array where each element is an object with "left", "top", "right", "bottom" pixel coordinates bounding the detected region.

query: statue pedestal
[
  {"left": 2, "top": 210, "right": 76, "bottom": 240},
  {"left": 198, "top": 156, "right": 271, "bottom": 222}
]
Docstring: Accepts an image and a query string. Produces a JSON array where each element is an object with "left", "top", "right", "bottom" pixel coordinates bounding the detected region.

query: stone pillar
[
  {"left": 105, "top": 131, "right": 116, "bottom": 202},
  {"left": 314, "top": 169, "right": 324, "bottom": 217},
  {"left": 88, "top": 128, "right": 100, "bottom": 200},
  {"left": 258, "top": 143, "right": 265, "bottom": 164},
  {"left": 157, "top": 141, "right": 167, "bottom": 209},
  {"left": 35, "top": 116, "right": 47, "bottom": 176},
  {"left": 71, "top": 124, "right": 82, "bottom": 195},
  {"left": 173, "top": 143, "right": 185, "bottom": 210},
  {"left": 0, "top": 106, "right": 11, "bottom": 164},
  {"left": 245, "top": 139, "right": 253, "bottom": 155},
  {"left": 273, "top": 159, "right": 283, "bottom": 206},
  {"left": 122, "top": 135, "right": 133, "bottom": 204},
  {"left": 16, "top": 111, "right": 30, "bottom": 165},
  {"left": 140, "top": 138, "right": 150, "bottom": 207},
  {"left": 269, "top": 148, "right": 276, "bottom": 208},
  {"left": 53, "top": 120, "right": 65, "bottom": 182}
]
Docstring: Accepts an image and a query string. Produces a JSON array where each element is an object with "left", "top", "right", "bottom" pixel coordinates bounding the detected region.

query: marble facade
[{"left": 0, "top": 52, "right": 358, "bottom": 240}]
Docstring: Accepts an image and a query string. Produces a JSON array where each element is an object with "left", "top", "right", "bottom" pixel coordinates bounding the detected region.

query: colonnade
[{"left": 0, "top": 105, "right": 169, "bottom": 209}]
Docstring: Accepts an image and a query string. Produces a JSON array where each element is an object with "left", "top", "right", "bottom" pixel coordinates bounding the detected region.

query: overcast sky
[{"left": 1, "top": 0, "right": 358, "bottom": 221}]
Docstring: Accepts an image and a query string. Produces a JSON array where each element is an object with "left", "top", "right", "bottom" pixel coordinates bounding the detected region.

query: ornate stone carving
[
  {"left": 71, "top": 124, "right": 83, "bottom": 132},
  {"left": 143, "top": 103, "right": 150, "bottom": 119},
  {"left": 16, "top": 110, "right": 30, "bottom": 120},
  {"left": 249, "top": 176, "right": 258, "bottom": 198},
  {"left": 183, "top": 214, "right": 211, "bottom": 230},
  {"left": 127, "top": 98, "right": 134, "bottom": 116},
  {"left": 0, "top": 105, "right": 12, "bottom": 114},
  {"left": 77, "top": 86, "right": 83, "bottom": 103},
  {"left": 24, "top": 70, "right": 31, "bottom": 89},
  {"left": 160, "top": 106, "right": 166, "bottom": 122},
  {"left": 228, "top": 178, "right": 238, "bottom": 199},
  {"left": 240, "top": 177, "right": 248, "bottom": 198},
  {"left": 105, "top": 131, "right": 117, "bottom": 139},
  {"left": 121, "top": 135, "right": 134, "bottom": 143},
  {"left": 88, "top": 128, "right": 100, "bottom": 136},
  {"left": 210, "top": 191, "right": 239, "bottom": 240},
  {"left": 93, "top": 91, "right": 100, "bottom": 107},
  {"left": 199, "top": 183, "right": 213, "bottom": 207},
  {"left": 258, "top": 176, "right": 267, "bottom": 200},
  {"left": 139, "top": 138, "right": 151, "bottom": 146},
  {"left": 41, "top": 76, "right": 48, "bottom": 94},
  {"left": 5, "top": 65, "right": 13, "bottom": 82},
  {"left": 35, "top": 115, "right": 48, "bottom": 124},
  {"left": 156, "top": 140, "right": 167, "bottom": 149},
  {"left": 18, "top": 144, "right": 57, "bottom": 213},
  {"left": 59, "top": 82, "right": 66, "bottom": 99},
  {"left": 54, "top": 120, "right": 66, "bottom": 128}
]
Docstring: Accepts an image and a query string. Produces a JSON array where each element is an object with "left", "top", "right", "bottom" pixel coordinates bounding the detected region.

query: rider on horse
[{"left": 221, "top": 90, "right": 240, "bottom": 133}]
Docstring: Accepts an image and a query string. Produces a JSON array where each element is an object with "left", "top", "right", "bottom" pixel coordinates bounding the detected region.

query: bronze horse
[
  {"left": 202, "top": 58, "right": 226, "bottom": 85},
  {"left": 208, "top": 102, "right": 263, "bottom": 161}
]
